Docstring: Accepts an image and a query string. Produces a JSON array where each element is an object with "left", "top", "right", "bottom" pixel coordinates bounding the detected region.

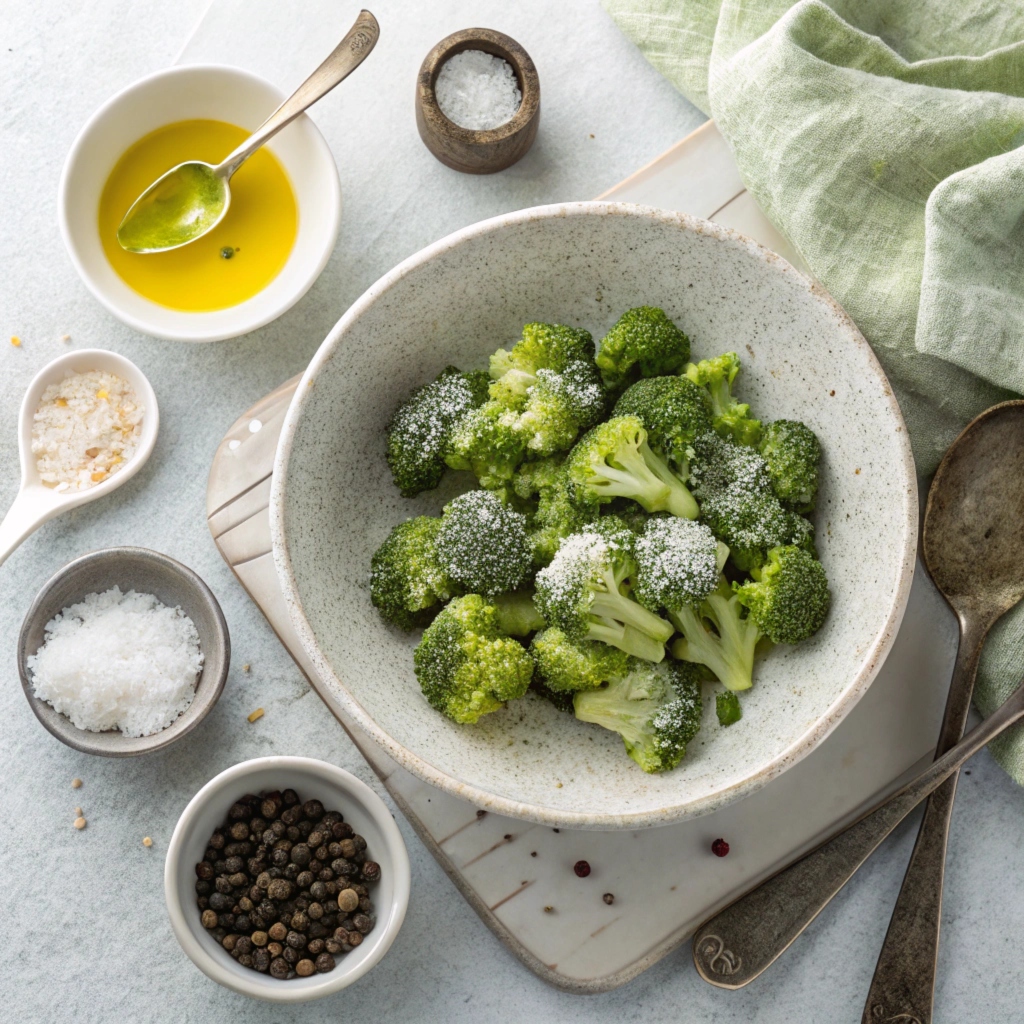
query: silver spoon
[
  {"left": 690, "top": 400, "right": 1024, "bottom": 1002},
  {"left": 117, "top": 10, "right": 379, "bottom": 253}
]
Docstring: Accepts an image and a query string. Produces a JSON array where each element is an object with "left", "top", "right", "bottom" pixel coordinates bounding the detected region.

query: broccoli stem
[
  {"left": 708, "top": 378, "right": 732, "bottom": 420},
  {"left": 492, "top": 592, "right": 546, "bottom": 636},
  {"left": 587, "top": 619, "right": 667, "bottom": 663},
  {"left": 668, "top": 583, "right": 760, "bottom": 691},
  {"left": 591, "top": 565, "right": 675, "bottom": 644},
  {"left": 585, "top": 441, "right": 698, "bottom": 519}
]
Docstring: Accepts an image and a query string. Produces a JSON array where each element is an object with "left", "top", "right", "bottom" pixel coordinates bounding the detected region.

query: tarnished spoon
[
  {"left": 691, "top": 400, "right": 1024, "bottom": 1004},
  {"left": 117, "top": 10, "right": 378, "bottom": 253}
]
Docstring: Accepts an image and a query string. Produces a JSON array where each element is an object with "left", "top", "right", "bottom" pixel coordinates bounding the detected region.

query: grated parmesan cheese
[
  {"left": 32, "top": 369, "right": 144, "bottom": 491},
  {"left": 27, "top": 587, "right": 203, "bottom": 738}
]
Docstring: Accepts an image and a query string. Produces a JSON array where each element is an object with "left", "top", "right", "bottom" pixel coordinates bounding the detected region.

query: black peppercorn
[
  {"left": 315, "top": 953, "right": 336, "bottom": 974},
  {"left": 282, "top": 789, "right": 299, "bottom": 807},
  {"left": 351, "top": 884, "right": 368, "bottom": 898},
  {"left": 271, "top": 848, "right": 289, "bottom": 867},
  {"left": 295, "top": 871, "right": 314, "bottom": 890},
  {"left": 302, "top": 799, "right": 324, "bottom": 820},
  {"left": 352, "top": 914, "right": 374, "bottom": 935},
  {"left": 195, "top": 879, "right": 211, "bottom": 895},
  {"left": 196, "top": 861, "right": 214, "bottom": 880},
  {"left": 602, "top": 893, "right": 615, "bottom": 905},
  {"left": 321, "top": 914, "right": 337, "bottom": 930},
  {"left": 282, "top": 946, "right": 299, "bottom": 965},
  {"left": 361, "top": 861, "right": 381, "bottom": 882},
  {"left": 250, "top": 817, "right": 267, "bottom": 836},
  {"left": 267, "top": 878, "right": 292, "bottom": 901},
  {"left": 209, "top": 831, "right": 226, "bottom": 850},
  {"left": 234, "top": 936, "right": 253, "bottom": 956},
  {"left": 307, "top": 831, "right": 325, "bottom": 850},
  {"left": 218, "top": 913, "right": 235, "bottom": 930},
  {"left": 225, "top": 842, "right": 251, "bottom": 858},
  {"left": 230, "top": 821, "right": 249, "bottom": 841},
  {"left": 268, "top": 867, "right": 283, "bottom": 880},
  {"left": 318, "top": 868, "right": 335, "bottom": 883},
  {"left": 208, "top": 892, "right": 230, "bottom": 912},
  {"left": 270, "top": 958, "right": 289, "bottom": 979},
  {"left": 331, "top": 821, "right": 354, "bottom": 840},
  {"left": 253, "top": 948, "right": 271, "bottom": 972},
  {"left": 286, "top": 825, "right": 301, "bottom": 843},
  {"left": 283, "top": 864, "right": 300, "bottom": 881},
  {"left": 238, "top": 953, "right": 254, "bottom": 968},
  {"left": 308, "top": 902, "right": 324, "bottom": 920},
  {"left": 261, "top": 798, "right": 280, "bottom": 820},
  {"left": 290, "top": 844, "right": 311, "bottom": 867},
  {"left": 325, "top": 938, "right": 343, "bottom": 955},
  {"left": 309, "top": 881, "right": 327, "bottom": 902},
  {"left": 314, "top": 845, "right": 329, "bottom": 862},
  {"left": 352, "top": 835, "right": 367, "bottom": 853},
  {"left": 358, "top": 897, "right": 372, "bottom": 914},
  {"left": 348, "top": 931, "right": 363, "bottom": 947},
  {"left": 306, "top": 938, "right": 325, "bottom": 957},
  {"left": 297, "top": 820, "right": 314, "bottom": 839},
  {"left": 308, "top": 922, "right": 328, "bottom": 940},
  {"left": 235, "top": 915, "right": 251, "bottom": 933},
  {"left": 286, "top": 930, "right": 306, "bottom": 950},
  {"left": 228, "top": 803, "right": 251, "bottom": 822},
  {"left": 281, "top": 807, "right": 301, "bottom": 826}
]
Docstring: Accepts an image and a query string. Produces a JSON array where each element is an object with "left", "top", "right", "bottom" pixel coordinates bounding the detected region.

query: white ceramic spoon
[{"left": 0, "top": 349, "right": 159, "bottom": 566}]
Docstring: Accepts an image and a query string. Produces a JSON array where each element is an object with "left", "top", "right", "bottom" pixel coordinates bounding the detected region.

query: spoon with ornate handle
[{"left": 692, "top": 400, "right": 1024, "bottom": 999}]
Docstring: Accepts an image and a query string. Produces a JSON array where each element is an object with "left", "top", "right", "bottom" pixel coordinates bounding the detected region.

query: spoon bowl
[
  {"left": 117, "top": 160, "right": 229, "bottom": 253},
  {"left": 923, "top": 401, "right": 1024, "bottom": 619},
  {"left": 0, "top": 349, "right": 159, "bottom": 567}
]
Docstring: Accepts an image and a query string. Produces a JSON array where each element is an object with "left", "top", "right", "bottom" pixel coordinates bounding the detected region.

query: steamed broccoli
[
  {"left": 669, "top": 575, "right": 763, "bottom": 692},
  {"left": 533, "top": 521, "right": 674, "bottom": 663},
  {"left": 436, "top": 490, "right": 533, "bottom": 597},
  {"left": 413, "top": 595, "right": 534, "bottom": 723},
  {"left": 492, "top": 590, "right": 547, "bottom": 636},
  {"left": 613, "top": 375, "right": 713, "bottom": 475},
  {"left": 385, "top": 367, "right": 490, "bottom": 496},
  {"left": 530, "top": 678, "right": 576, "bottom": 714},
  {"left": 567, "top": 416, "right": 699, "bottom": 520},
  {"left": 734, "top": 545, "right": 830, "bottom": 643},
  {"left": 689, "top": 431, "right": 813, "bottom": 571},
  {"left": 370, "top": 516, "right": 454, "bottom": 629},
  {"left": 573, "top": 658, "right": 703, "bottom": 773},
  {"left": 716, "top": 690, "right": 742, "bottom": 726},
  {"left": 489, "top": 322, "right": 595, "bottom": 401},
  {"left": 596, "top": 307, "right": 690, "bottom": 390},
  {"left": 758, "top": 420, "right": 821, "bottom": 513},
  {"left": 514, "top": 456, "right": 599, "bottom": 567},
  {"left": 531, "top": 627, "right": 630, "bottom": 692},
  {"left": 632, "top": 516, "right": 725, "bottom": 615},
  {"left": 511, "top": 359, "right": 607, "bottom": 456},
  {"left": 684, "top": 353, "right": 762, "bottom": 446},
  {"left": 446, "top": 400, "right": 528, "bottom": 488}
]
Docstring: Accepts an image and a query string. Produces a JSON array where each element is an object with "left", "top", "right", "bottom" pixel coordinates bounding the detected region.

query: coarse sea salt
[
  {"left": 27, "top": 587, "right": 203, "bottom": 738},
  {"left": 32, "top": 369, "right": 144, "bottom": 492},
  {"left": 435, "top": 49, "right": 522, "bottom": 130}
]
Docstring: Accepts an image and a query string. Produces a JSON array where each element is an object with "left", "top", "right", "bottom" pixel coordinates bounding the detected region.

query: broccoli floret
[
  {"left": 492, "top": 591, "right": 546, "bottom": 636},
  {"left": 515, "top": 456, "right": 600, "bottom": 567},
  {"left": 567, "top": 416, "right": 699, "bottom": 520},
  {"left": 716, "top": 690, "right": 742, "bottom": 726},
  {"left": 511, "top": 359, "right": 607, "bottom": 456},
  {"left": 684, "top": 353, "right": 762, "bottom": 446},
  {"left": 689, "top": 431, "right": 813, "bottom": 572},
  {"left": 489, "top": 322, "right": 596, "bottom": 403},
  {"left": 530, "top": 678, "right": 576, "bottom": 714},
  {"left": 385, "top": 367, "right": 490, "bottom": 496},
  {"left": 436, "top": 491, "right": 532, "bottom": 597},
  {"left": 446, "top": 400, "right": 527, "bottom": 488},
  {"left": 531, "top": 627, "right": 631, "bottom": 692},
  {"left": 632, "top": 516, "right": 725, "bottom": 615},
  {"left": 596, "top": 307, "right": 690, "bottom": 390},
  {"left": 670, "top": 576, "right": 762, "bottom": 692},
  {"left": 573, "top": 658, "right": 703, "bottom": 773},
  {"left": 759, "top": 420, "right": 821, "bottom": 513},
  {"left": 734, "top": 545, "right": 831, "bottom": 644},
  {"left": 613, "top": 376, "right": 713, "bottom": 475},
  {"left": 533, "top": 524, "right": 674, "bottom": 662},
  {"left": 414, "top": 595, "right": 534, "bottom": 723},
  {"left": 370, "top": 517, "right": 455, "bottom": 629}
]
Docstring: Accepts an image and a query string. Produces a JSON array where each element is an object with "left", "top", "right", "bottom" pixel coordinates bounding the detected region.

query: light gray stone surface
[{"left": 1, "top": 2, "right": 1022, "bottom": 1022}]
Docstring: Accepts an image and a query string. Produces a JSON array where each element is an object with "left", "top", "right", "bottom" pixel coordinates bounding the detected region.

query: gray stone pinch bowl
[
  {"left": 271, "top": 201, "right": 917, "bottom": 830},
  {"left": 17, "top": 547, "right": 230, "bottom": 756}
]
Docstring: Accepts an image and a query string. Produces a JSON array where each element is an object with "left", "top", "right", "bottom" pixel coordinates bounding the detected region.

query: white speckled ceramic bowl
[{"left": 271, "top": 202, "right": 917, "bottom": 830}]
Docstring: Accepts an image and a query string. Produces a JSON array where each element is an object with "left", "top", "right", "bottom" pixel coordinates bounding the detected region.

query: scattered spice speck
[
  {"left": 602, "top": 893, "right": 614, "bottom": 905},
  {"left": 573, "top": 860, "right": 591, "bottom": 878},
  {"left": 61, "top": 334, "right": 71, "bottom": 342},
  {"left": 829, "top": 389, "right": 836, "bottom": 397},
  {"left": 143, "top": 836, "right": 153, "bottom": 848},
  {"left": 476, "top": 809, "right": 487, "bottom": 818},
  {"left": 71, "top": 778, "right": 82, "bottom": 789},
  {"left": 73, "top": 816, "right": 87, "bottom": 830},
  {"left": 855, "top": 468, "right": 861, "bottom": 475},
  {"left": 11, "top": 336, "right": 21, "bottom": 347},
  {"left": 543, "top": 906, "right": 554, "bottom": 914},
  {"left": 243, "top": 663, "right": 251, "bottom": 673},
  {"left": 711, "top": 838, "right": 730, "bottom": 857},
  {"left": 530, "top": 851, "right": 537, "bottom": 857},
  {"left": 74, "top": 806, "right": 82, "bottom": 815},
  {"left": 247, "top": 708, "right": 265, "bottom": 723},
  {"left": 554, "top": 782, "right": 563, "bottom": 788},
  {"left": 220, "top": 246, "right": 235, "bottom": 260}
]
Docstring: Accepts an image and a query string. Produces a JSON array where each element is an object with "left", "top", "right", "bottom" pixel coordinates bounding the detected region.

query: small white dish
[
  {"left": 0, "top": 348, "right": 159, "bottom": 566},
  {"left": 58, "top": 64, "right": 341, "bottom": 342},
  {"left": 165, "top": 756, "right": 410, "bottom": 1002}
]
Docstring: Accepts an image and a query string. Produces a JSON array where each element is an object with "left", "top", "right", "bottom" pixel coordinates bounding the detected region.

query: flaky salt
[
  {"left": 32, "top": 369, "right": 144, "bottom": 491},
  {"left": 27, "top": 587, "right": 203, "bottom": 737},
  {"left": 435, "top": 49, "right": 522, "bottom": 130}
]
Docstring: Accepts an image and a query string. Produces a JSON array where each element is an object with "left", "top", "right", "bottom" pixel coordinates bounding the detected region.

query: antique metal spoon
[
  {"left": 691, "top": 400, "right": 1024, "bottom": 1005},
  {"left": 117, "top": 10, "right": 379, "bottom": 253}
]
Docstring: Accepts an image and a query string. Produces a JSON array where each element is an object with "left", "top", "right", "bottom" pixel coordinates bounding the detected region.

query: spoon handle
[
  {"left": 215, "top": 10, "right": 380, "bottom": 180},
  {"left": 859, "top": 617, "right": 987, "bottom": 1024},
  {"left": 0, "top": 489, "right": 52, "bottom": 568},
  {"left": 691, "top": 649, "right": 1019, "bottom": 990}
]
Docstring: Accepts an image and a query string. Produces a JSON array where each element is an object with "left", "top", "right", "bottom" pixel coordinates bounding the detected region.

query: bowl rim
[
  {"left": 17, "top": 546, "right": 230, "bottom": 756},
  {"left": 163, "top": 755, "right": 411, "bottom": 1002},
  {"left": 269, "top": 200, "right": 919, "bottom": 829},
  {"left": 57, "top": 62, "right": 342, "bottom": 343}
]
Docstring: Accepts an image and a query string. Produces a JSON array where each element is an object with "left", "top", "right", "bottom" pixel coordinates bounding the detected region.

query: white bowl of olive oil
[{"left": 59, "top": 64, "right": 341, "bottom": 342}]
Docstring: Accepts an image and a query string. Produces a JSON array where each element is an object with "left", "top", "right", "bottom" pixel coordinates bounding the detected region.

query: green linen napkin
[{"left": 603, "top": 0, "right": 1024, "bottom": 780}]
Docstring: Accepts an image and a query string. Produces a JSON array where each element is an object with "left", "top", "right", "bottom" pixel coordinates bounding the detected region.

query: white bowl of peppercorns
[{"left": 164, "top": 756, "right": 410, "bottom": 1001}]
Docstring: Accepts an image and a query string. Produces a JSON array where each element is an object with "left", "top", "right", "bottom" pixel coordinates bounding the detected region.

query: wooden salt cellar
[{"left": 416, "top": 28, "right": 540, "bottom": 174}]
